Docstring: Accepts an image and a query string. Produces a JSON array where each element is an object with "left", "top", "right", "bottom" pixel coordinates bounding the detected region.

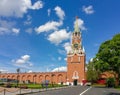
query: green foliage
[
  {"left": 92, "top": 33, "right": 120, "bottom": 85},
  {"left": 95, "top": 33, "right": 120, "bottom": 74},
  {"left": 0, "top": 82, "right": 4, "bottom": 86},
  {"left": 106, "top": 77, "right": 116, "bottom": 87},
  {"left": 86, "top": 60, "right": 100, "bottom": 83}
]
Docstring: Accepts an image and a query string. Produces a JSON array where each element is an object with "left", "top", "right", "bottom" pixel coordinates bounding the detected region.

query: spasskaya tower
[{"left": 67, "top": 17, "right": 86, "bottom": 85}]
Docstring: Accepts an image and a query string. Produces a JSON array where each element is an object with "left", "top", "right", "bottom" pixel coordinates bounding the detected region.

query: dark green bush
[
  {"left": 106, "top": 77, "right": 116, "bottom": 88},
  {"left": 0, "top": 82, "right": 4, "bottom": 86}
]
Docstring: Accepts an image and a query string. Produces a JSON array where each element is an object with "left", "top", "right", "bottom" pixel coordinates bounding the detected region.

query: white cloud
[
  {"left": 35, "top": 6, "right": 65, "bottom": 34},
  {"left": 58, "top": 49, "right": 66, "bottom": 55},
  {"left": 46, "top": 67, "right": 50, "bottom": 72},
  {"left": 47, "top": 9, "right": 51, "bottom": 16},
  {"left": 90, "top": 58, "right": 93, "bottom": 62},
  {"left": 63, "top": 42, "right": 72, "bottom": 53},
  {"left": 0, "top": 0, "right": 43, "bottom": 18},
  {"left": 24, "top": 15, "right": 32, "bottom": 25},
  {"left": 29, "top": 63, "right": 33, "bottom": 67},
  {"left": 15, "top": 59, "right": 25, "bottom": 64},
  {"left": 54, "top": 6, "right": 65, "bottom": 20},
  {"left": 12, "top": 28, "right": 20, "bottom": 34},
  {"left": 0, "top": 15, "right": 20, "bottom": 35},
  {"left": 25, "top": 28, "right": 33, "bottom": 33},
  {"left": 48, "top": 29, "right": 71, "bottom": 45},
  {"left": 0, "top": 69, "right": 8, "bottom": 73},
  {"left": 51, "top": 66, "right": 67, "bottom": 72},
  {"left": 30, "top": 1, "right": 43, "bottom": 10},
  {"left": 82, "top": 5, "right": 94, "bottom": 14},
  {"left": 0, "top": 19, "right": 16, "bottom": 35},
  {"left": 58, "top": 57, "right": 62, "bottom": 61},
  {"left": 12, "top": 55, "right": 33, "bottom": 68},
  {"left": 0, "top": 26, "right": 20, "bottom": 35},
  {"left": 21, "top": 55, "right": 30, "bottom": 61},
  {"left": 27, "top": 70, "right": 33, "bottom": 73},
  {"left": 0, "top": 19, "right": 15, "bottom": 28},
  {"left": 74, "top": 18, "right": 86, "bottom": 30},
  {"left": 0, "top": 27, "right": 9, "bottom": 35},
  {"left": 64, "top": 58, "right": 67, "bottom": 61},
  {"left": 35, "top": 21, "right": 63, "bottom": 34}
]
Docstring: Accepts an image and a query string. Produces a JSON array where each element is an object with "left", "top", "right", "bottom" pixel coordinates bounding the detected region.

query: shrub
[
  {"left": 106, "top": 77, "right": 116, "bottom": 88},
  {"left": 0, "top": 82, "right": 4, "bottom": 86},
  {"left": 4, "top": 83, "right": 12, "bottom": 88}
]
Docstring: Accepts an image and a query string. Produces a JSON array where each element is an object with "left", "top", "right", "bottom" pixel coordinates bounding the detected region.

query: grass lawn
[
  {"left": 0, "top": 82, "right": 66, "bottom": 89},
  {"left": 92, "top": 83, "right": 120, "bottom": 91},
  {"left": 16, "top": 83, "right": 66, "bottom": 89},
  {"left": 115, "top": 86, "right": 120, "bottom": 90},
  {"left": 92, "top": 83, "right": 106, "bottom": 87},
  {"left": 22, "top": 83, "right": 66, "bottom": 89},
  {"left": 27, "top": 84, "right": 41, "bottom": 88}
]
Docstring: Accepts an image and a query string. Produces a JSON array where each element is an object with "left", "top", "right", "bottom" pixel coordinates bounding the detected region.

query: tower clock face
[{"left": 74, "top": 43, "right": 78, "bottom": 48}]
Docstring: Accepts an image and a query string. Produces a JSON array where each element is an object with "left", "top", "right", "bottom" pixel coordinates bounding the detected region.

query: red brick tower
[{"left": 67, "top": 17, "right": 86, "bottom": 85}]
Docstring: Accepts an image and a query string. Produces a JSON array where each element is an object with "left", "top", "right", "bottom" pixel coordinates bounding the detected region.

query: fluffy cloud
[
  {"left": 0, "top": 19, "right": 18, "bottom": 35},
  {"left": 12, "top": 28, "right": 20, "bottom": 34},
  {"left": 35, "top": 6, "right": 65, "bottom": 34},
  {"left": 0, "top": 27, "right": 20, "bottom": 35},
  {"left": 35, "top": 21, "right": 63, "bottom": 33},
  {"left": 14, "top": 55, "right": 30, "bottom": 64},
  {"left": 63, "top": 42, "right": 72, "bottom": 53},
  {"left": 12, "top": 54, "right": 33, "bottom": 68},
  {"left": 51, "top": 66, "right": 67, "bottom": 72},
  {"left": 0, "top": 19, "right": 14, "bottom": 28},
  {"left": 82, "top": 5, "right": 94, "bottom": 14},
  {"left": 48, "top": 29, "right": 71, "bottom": 45},
  {"left": 21, "top": 55, "right": 30, "bottom": 62},
  {"left": 0, "top": 69, "right": 8, "bottom": 73},
  {"left": 30, "top": 1, "right": 43, "bottom": 10},
  {"left": 15, "top": 59, "right": 25, "bottom": 64},
  {"left": 0, "top": 0, "right": 43, "bottom": 17},
  {"left": 54, "top": 6, "right": 65, "bottom": 20},
  {"left": 74, "top": 18, "right": 86, "bottom": 30}
]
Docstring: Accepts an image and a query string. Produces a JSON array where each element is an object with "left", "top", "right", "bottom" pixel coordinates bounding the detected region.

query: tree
[
  {"left": 86, "top": 59, "right": 100, "bottom": 83},
  {"left": 95, "top": 34, "right": 120, "bottom": 84}
]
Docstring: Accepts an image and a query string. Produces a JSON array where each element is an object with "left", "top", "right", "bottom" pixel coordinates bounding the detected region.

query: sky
[{"left": 0, "top": 0, "right": 120, "bottom": 73}]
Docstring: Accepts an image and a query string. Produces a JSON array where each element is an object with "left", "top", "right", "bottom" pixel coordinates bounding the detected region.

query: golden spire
[{"left": 74, "top": 16, "right": 80, "bottom": 32}]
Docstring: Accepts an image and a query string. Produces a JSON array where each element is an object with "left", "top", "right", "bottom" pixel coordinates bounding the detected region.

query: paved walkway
[{"left": 0, "top": 86, "right": 69, "bottom": 95}]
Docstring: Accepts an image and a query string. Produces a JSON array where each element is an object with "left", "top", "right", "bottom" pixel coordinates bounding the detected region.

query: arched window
[{"left": 72, "top": 71, "right": 79, "bottom": 79}]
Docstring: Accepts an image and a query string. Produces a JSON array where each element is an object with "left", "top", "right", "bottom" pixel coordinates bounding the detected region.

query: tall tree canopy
[{"left": 94, "top": 34, "right": 120, "bottom": 80}]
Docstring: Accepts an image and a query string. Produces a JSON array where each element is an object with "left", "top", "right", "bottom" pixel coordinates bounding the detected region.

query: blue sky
[{"left": 0, "top": 0, "right": 120, "bottom": 73}]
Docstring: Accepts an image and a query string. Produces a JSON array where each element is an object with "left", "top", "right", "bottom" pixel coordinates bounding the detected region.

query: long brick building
[{"left": 0, "top": 17, "right": 86, "bottom": 85}]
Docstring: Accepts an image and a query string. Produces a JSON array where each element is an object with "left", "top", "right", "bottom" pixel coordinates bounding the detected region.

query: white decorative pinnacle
[{"left": 83, "top": 46, "right": 85, "bottom": 53}]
